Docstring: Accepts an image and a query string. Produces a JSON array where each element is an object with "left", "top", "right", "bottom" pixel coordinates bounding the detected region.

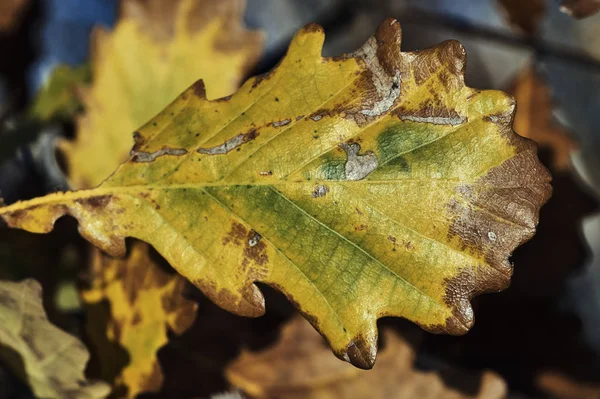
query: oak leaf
[
  {"left": 59, "top": 0, "right": 264, "bottom": 189},
  {"left": 508, "top": 66, "right": 578, "bottom": 171},
  {"left": 0, "top": 279, "right": 111, "bottom": 399},
  {"left": 0, "top": 19, "right": 552, "bottom": 368},
  {"left": 226, "top": 316, "right": 507, "bottom": 399},
  {"left": 82, "top": 242, "right": 197, "bottom": 399}
]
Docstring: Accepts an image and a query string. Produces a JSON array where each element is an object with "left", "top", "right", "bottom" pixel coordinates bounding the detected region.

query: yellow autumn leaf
[
  {"left": 0, "top": 19, "right": 552, "bottom": 368},
  {"left": 82, "top": 242, "right": 197, "bottom": 399},
  {"left": 60, "top": 0, "right": 264, "bottom": 189},
  {"left": 30, "top": 64, "right": 90, "bottom": 121},
  {"left": 57, "top": 2, "right": 261, "bottom": 396},
  {"left": 0, "top": 279, "right": 111, "bottom": 399},
  {"left": 226, "top": 316, "right": 507, "bottom": 399}
]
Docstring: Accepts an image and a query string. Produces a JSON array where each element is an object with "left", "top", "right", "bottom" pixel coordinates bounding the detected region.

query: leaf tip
[
  {"left": 291, "top": 23, "right": 326, "bottom": 55},
  {"left": 343, "top": 335, "right": 378, "bottom": 370},
  {"left": 375, "top": 17, "right": 402, "bottom": 46},
  {"left": 299, "top": 22, "right": 325, "bottom": 35},
  {"left": 191, "top": 79, "right": 207, "bottom": 99}
]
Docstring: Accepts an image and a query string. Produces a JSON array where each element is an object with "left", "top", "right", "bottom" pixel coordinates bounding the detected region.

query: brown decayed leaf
[
  {"left": 497, "top": 0, "right": 546, "bottom": 35},
  {"left": 226, "top": 316, "right": 507, "bottom": 399},
  {"left": 560, "top": 0, "right": 600, "bottom": 18},
  {"left": 60, "top": 0, "right": 264, "bottom": 189},
  {"left": 537, "top": 371, "right": 600, "bottom": 399},
  {"left": 508, "top": 66, "right": 578, "bottom": 171},
  {"left": 82, "top": 241, "right": 197, "bottom": 399},
  {"left": 0, "top": 279, "right": 111, "bottom": 399},
  {"left": 0, "top": 0, "right": 29, "bottom": 31}
]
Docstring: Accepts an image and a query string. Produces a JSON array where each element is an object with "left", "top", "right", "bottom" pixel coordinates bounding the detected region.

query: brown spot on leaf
[
  {"left": 131, "top": 311, "right": 142, "bottom": 326},
  {"left": 223, "top": 222, "right": 247, "bottom": 246},
  {"left": 244, "top": 230, "right": 268, "bottom": 266},
  {"left": 191, "top": 79, "right": 206, "bottom": 98},
  {"left": 354, "top": 224, "right": 368, "bottom": 232},
  {"left": 250, "top": 71, "right": 272, "bottom": 91},
  {"left": 139, "top": 192, "right": 161, "bottom": 210},
  {"left": 2, "top": 209, "right": 28, "bottom": 225},
  {"left": 447, "top": 136, "right": 551, "bottom": 274},
  {"left": 194, "top": 279, "right": 264, "bottom": 318},
  {"left": 131, "top": 131, "right": 146, "bottom": 153},
  {"left": 78, "top": 195, "right": 112, "bottom": 209},
  {"left": 223, "top": 223, "right": 269, "bottom": 267}
]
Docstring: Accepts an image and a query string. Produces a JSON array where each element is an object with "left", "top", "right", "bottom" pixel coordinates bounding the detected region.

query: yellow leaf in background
[
  {"left": 0, "top": 19, "right": 552, "bottom": 368},
  {"left": 60, "top": 0, "right": 264, "bottom": 189},
  {"left": 82, "top": 242, "right": 197, "bottom": 399},
  {"left": 0, "top": 279, "right": 111, "bottom": 399},
  {"left": 30, "top": 64, "right": 90, "bottom": 122},
  {"left": 227, "top": 316, "right": 507, "bottom": 399}
]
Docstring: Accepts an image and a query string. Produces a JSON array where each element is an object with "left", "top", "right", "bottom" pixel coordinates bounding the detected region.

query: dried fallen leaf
[
  {"left": 226, "top": 316, "right": 507, "bottom": 399},
  {"left": 0, "top": 19, "right": 551, "bottom": 368},
  {"left": 60, "top": 0, "right": 264, "bottom": 189},
  {"left": 497, "top": 0, "right": 546, "bottom": 35},
  {"left": 82, "top": 242, "right": 197, "bottom": 399},
  {"left": 508, "top": 66, "right": 578, "bottom": 171},
  {"left": 560, "top": 0, "right": 600, "bottom": 18},
  {"left": 537, "top": 371, "right": 600, "bottom": 399},
  {"left": 0, "top": 279, "right": 111, "bottom": 399},
  {"left": 0, "top": 0, "right": 29, "bottom": 31}
]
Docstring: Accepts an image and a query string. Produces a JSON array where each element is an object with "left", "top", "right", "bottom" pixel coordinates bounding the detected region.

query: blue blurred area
[
  {"left": 28, "top": 0, "right": 117, "bottom": 94},
  {"left": 405, "top": 0, "right": 511, "bottom": 32}
]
